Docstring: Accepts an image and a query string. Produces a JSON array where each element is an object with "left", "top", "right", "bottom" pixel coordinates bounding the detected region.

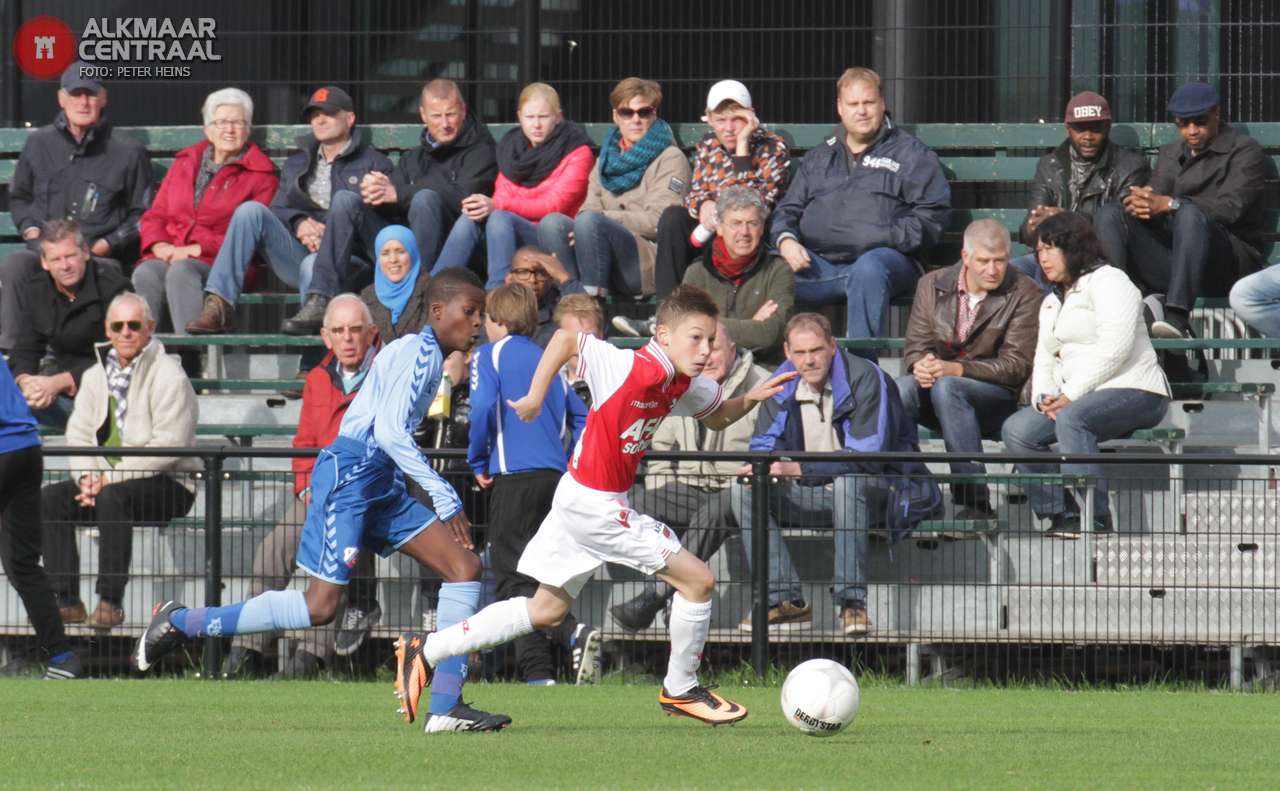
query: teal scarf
[
  {"left": 597, "top": 119, "right": 674, "bottom": 194},
  {"left": 373, "top": 225, "right": 421, "bottom": 325}
]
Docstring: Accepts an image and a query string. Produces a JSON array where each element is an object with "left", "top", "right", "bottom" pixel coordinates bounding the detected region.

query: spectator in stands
[
  {"left": 554, "top": 292, "right": 605, "bottom": 407},
  {"left": 0, "top": 353, "right": 79, "bottom": 678},
  {"left": 9, "top": 220, "right": 132, "bottom": 430},
  {"left": 1229, "top": 266, "right": 1280, "bottom": 338},
  {"left": 469, "top": 284, "right": 598, "bottom": 684},
  {"left": 360, "top": 225, "right": 429, "bottom": 343},
  {"left": 42, "top": 292, "right": 198, "bottom": 628},
  {"left": 1011, "top": 91, "right": 1151, "bottom": 292},
  {"left": 223, "top": 294, "right": 381, "bottom": 678},
  {"left": 1, "top": 64, "right": 152, "bottom": 353},
  {"left": 1094, "top": 81, "right": 1266, "bottom": 339},
  {"left": 612, "top": 185, "right": 794, "bottom": 367},
  {"left": 652, "top": 80, "right": 790, "bottom": 299},
  {"left": 771, "top": 67, "right": 950, "bottom": 350},
  {"left": 132, "top": 88, "right": 278, "bottom": 338},
  {"left": 898, "top": 219, "right": 1041, "bottom": 520},
  {"left": 1002, "top": 212, "right": 1171, "bottom": 538},
  {"left": 506, "top": 246, "right": 586, "bottom": 347},
  {"left": 538, "top": 78, "right": 691, "bottom": 298},
  {"left": 359, "top": 79, "right": 497, "bottom": 280},
  {"left": 186, "top": 86, "right": 392, "bottom": 335},
  {"left": 612, "top": 321, "right": 770, "bottom": 631},
  {"left": 729, "top": 313, "right": 941, "bottom": 635},
  {"left": 428, "top": 83, "right": 592, "bottom": 287}
]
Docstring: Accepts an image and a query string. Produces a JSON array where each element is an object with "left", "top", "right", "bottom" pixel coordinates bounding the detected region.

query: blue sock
[
  {"left": 171, "top": 590, "right": 311, "bottom": 639},
  {"left": 428, "top": 581, "right": 481, "bottom": 716}
]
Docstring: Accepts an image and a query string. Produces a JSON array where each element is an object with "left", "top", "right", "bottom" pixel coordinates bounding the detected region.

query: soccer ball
[{"left": 780, "top": 659, "right": 860, "bottom": 736}]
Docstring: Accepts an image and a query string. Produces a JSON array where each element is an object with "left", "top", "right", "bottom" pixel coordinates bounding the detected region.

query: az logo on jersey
[{"left": 619, "top": 417, "right": 663, "bottom": 455}]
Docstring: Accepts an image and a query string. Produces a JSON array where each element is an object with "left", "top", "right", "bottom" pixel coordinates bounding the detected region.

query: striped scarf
[{"left": 104, "top": 348, "right": 137, "bottom": 430}]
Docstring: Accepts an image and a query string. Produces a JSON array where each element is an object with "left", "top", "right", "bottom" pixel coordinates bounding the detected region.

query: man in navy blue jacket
[
  {"left": 729, "top": 313, "right": 940, "bottom": 636},
  {"left": 468, "top": 283, "right": 598, "bottom": 684},
  {"left": 771, "top": 67, "right": 949, "bottom": 353},
  {"left": 187, "top": 86, "right": 393, "bottom": 335}
]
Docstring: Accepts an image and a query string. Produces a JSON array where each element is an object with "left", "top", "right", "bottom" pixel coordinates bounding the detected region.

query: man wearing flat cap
[
  {"left": 1094, "top": 81, "right": 1266, "bottom": 338},
  {"left": 187, "top": 85, "right": 392, "bottom": 335},
  {"left": 1, "top": 62, "right": 152, "bottom": 351},
  {"left": 1010, "top": 90, "right": 1150, "bottom": 291}
]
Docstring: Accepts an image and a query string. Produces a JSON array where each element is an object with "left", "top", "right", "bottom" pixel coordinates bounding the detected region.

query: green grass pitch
[{"left": 2, "top": 679, "right": 1277, "bottom": 790}]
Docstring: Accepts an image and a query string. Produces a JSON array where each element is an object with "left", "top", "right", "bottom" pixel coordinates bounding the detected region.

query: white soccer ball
[{"left": 780, "top": 659, "right": 860, "bottom": 736}]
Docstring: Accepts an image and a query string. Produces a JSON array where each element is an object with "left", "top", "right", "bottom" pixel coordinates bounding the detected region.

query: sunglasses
[
  {"left": 1174, "top": 114, "right": 1212, "bottom": 128},
  {"left": 108, "top": 320, "right": 144, "bottom": 333},
  {"left": 615, "top": 106, "right": 656, "bottom": 120}
]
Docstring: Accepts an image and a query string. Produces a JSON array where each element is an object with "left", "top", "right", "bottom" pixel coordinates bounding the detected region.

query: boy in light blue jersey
[{"left": 134, "top": 269, "right": 510, "bottom": 733}]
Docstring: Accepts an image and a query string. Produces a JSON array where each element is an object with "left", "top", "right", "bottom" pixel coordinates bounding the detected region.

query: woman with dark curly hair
[{"left": 1001, "top": 211, "right": 1170, "bottom": 538}]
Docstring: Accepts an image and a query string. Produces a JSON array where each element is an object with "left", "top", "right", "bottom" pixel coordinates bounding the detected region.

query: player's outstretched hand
[
  {"left": 747, "top": 370, "right": 798, "bottom": 404},
  {"left": 441, "top": 511, "right": 474, "bottom": 550},
  {"left": 506, "top": 394, "right": 543, "bottom": 422}
]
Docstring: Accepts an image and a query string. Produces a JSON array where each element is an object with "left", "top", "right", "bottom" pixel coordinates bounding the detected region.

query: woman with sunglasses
[{"left": 538, "top": 78, "right": 691, "bottom": 299}]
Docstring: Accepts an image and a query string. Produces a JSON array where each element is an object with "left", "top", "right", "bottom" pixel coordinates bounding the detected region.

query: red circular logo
[{"left": 13, "top": 16, "right": 76, "bottom": 81}]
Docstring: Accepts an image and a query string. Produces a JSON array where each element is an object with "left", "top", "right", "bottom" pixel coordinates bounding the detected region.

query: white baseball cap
[{"left": 704, "top": 80, "right": 752, "bottom": 114}]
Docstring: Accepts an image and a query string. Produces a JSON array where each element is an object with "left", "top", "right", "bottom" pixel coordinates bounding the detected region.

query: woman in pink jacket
[{"left": 433, "top": 82, "right": 593, "bottom": 287}]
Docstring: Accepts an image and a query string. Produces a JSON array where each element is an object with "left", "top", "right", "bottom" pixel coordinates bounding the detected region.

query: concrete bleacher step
[{"left": 1186, "top": 492, "right": 1280, "bottom": 533}]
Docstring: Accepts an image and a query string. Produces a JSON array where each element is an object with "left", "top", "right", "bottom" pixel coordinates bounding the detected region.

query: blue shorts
[{"left": 296, "top": 437, "right": 438, "bottom": 585}]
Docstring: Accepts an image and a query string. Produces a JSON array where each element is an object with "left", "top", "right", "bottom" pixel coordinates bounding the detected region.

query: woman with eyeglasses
[
  {"left": 537, "top": 78, "right": 691, "bottom": 299},
  {"left": 133, "top": 88, "right": 278, "bottom": 341}
]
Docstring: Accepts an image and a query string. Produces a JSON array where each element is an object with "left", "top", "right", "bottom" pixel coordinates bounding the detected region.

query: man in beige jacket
[
  {"left": 611, "top": 322, "right": 770, "bottom": 631},
  {"left": 43, "top": 292, "right": 198, "bottom": 629}
]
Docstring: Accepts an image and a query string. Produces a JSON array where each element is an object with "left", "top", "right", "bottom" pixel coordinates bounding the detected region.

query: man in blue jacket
[
  {"left": 187, "top": 86, "right": 393, "bottom": 334},
  {"left": 729, "top": 313, "right": 940, "bottom": 635},
  {"left": 771, "top": 67, "right": 950, "bottom": 353},
  {"left": 468, "top": 283, "right": 599, "bottom": 685}
]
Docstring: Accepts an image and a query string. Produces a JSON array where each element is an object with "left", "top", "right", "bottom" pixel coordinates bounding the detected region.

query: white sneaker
[
  {"left": 423, "top": 702, "right": 511, "bottom": 733},
  {"left": 571, "top": 623, "right": 602, "bottom": 685}
]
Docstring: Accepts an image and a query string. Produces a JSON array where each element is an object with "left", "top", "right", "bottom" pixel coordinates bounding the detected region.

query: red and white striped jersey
[{"left": 568, "top": 334, "right": 723, "bottom": 493}]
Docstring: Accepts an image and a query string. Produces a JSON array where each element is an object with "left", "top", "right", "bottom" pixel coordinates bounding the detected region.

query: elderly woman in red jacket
[
  {"left": 132, "top": 88, "right": 278, "bottom": 333},
  {"left": 431, "top": 82, "right": 593, "bottom": 287}
]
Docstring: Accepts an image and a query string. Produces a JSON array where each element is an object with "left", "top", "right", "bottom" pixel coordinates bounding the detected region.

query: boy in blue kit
[
  {"left": 469, "top": 283, "right": 597, "bottom": 685},
  {"left": 134, "top": 269, "right": 510, "bottom": 733}
]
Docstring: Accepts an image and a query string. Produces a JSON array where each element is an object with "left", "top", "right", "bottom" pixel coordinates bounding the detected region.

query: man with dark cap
[
  {"left": 186, "top": 86, "right": 392, "bottom": 334},
  {"left": 1, "top": 62, "right": 152, "bottom": 350},
  {"left": 1010, "top": 90, "right": 1150, "bottom": 291},
  {"left": 1094, "top": 81, "right": 1266, "bottom": 338}
]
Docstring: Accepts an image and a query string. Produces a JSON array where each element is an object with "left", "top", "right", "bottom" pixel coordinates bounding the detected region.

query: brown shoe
[
  {"left": 59, "top": 601, "right": 88, "bottom": 624},
  {"left": 738, "top": 599, "right": 812, "bottom": 632},
  {"left": 840, "top": 603, "right": 871, "bottom": 636},
  {"left": 87, "top": 600, "right": 125, "bottom": 629},
  {"left": 185, "top": 293, "right": 235, "bottom": 334}
]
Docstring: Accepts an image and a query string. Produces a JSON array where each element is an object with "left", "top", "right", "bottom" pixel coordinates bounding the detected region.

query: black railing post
[
  {"left": 520, "top": 0, "right": 541, "bottom": 86},
  {"left": 201, "top": 453, "right": 224, "bottom": 677},
  {"left": 750, "top": 458, "right": 770, "bottom": 678}
]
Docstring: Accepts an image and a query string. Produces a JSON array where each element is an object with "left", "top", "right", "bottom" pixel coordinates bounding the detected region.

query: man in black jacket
[
  {"left": 1, "top": 64, "right": 151, "bottom": 351},
  {"left": 9, "top": 221, "right": 131, "bottom": 430},
  {"left": 1011, "top": 91, "right": 1150, "bottom": 291},
  {"left": 1095, "top": 82, "right": 1267, "bottom": 338},
  {"left": 187, "top": 86, "right": 393, "bottom": 334},
  {"left": 359, "top": 79, "right": 497, "bottom": 277}
]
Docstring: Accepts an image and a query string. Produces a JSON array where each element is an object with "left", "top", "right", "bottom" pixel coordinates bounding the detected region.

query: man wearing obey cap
[
  {"left": 1010, "top": 90, "right": 1149, "bottom": 291},
  {"left": 1095, "top": 81, "right": 1266, "bottom": 339}
]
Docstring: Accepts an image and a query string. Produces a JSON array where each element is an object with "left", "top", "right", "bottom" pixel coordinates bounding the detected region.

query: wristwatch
[{"left": 1168, "top": 197, "right": 1181, "bottom": 212}]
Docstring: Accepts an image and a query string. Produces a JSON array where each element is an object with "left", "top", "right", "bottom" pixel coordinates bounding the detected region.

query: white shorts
[{"left": 517, "top": 473, "right": 683, "bottom": 598}]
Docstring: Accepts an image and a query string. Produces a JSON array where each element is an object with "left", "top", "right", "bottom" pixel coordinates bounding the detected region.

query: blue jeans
[
  {"left": 792, "top": 246, "right": 919, "bottom": 349},
  {"left": 484, "top": 210, "right": 541, "bottom": 288},
  {"left": 307, "top": 191, "right": 388, "bottom": 297},
  {"left": 540, "top": 211, "right": 640, "bottom": 295},
  {"left": 729, "top": 476, "right": 878, "bottom": 607},
  {"left": 205, "top": 202, "right": 307, "bottom": 304},
  {"left": 32, "top": 394, "right": 75, "bottom": 431},
  {"left": 896, "top": 374, "right": 1019, "bottom": 507},
  {"left": 430, "top": 215, "right": 485, "bottom": 278},
  {"left": 1001, "top": 388, "right": 1169, "bottom": 519},
  {"left": 1229, "top": 264, "right": 1280, "bottom": 337},
  {"left": 1009, "top": 252, "right": 1052, "bottom": 294}
]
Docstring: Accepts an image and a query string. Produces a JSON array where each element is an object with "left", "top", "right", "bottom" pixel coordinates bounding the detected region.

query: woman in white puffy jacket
[{"left": 1001, "top": 211, "right": 1170, "bottom": 538}]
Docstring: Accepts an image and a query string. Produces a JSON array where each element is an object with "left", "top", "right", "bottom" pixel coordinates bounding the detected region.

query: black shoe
[
  {"left": 133, "top": 601, "right": 190, "bottom": 672},
  {"left": 423, "top": 701, "right": 512, "bottom": 733},
  {"left": 954, "top": 503, "right": 997, "bottom": 521},
  {"left": 220, "top": 646, "right": 265, "bottom": 679},
  {"left": 1151, "top": 308, "right": 1191, "bottom": 340},
  {"left": 1092, "top": 514, "right": 1115, "bottom": 534},
  {"left": 272, "top": 649, "right": 323, "bottom": 680},
  {"left": 334, "top": 603, "right": 382, "bottom": 657},
  {"left": 610, "top": 590, "right": 665, "bottom": 632},
  {"left": 44, "top": 650, "right": 82, "bottom": 680},
  {"left": 1044, "top": 513, "right": 1081, "bottom": 539},
  {"left": 281, "top": 294, "right": 330, "bottom": 335},
  {"left": 570, "top": 623, "right": 602, "bottom": 685}
]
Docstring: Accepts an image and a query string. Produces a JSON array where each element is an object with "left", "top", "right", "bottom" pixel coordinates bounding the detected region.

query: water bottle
[
  {"left": 689, "top": 223, "right": 715, "bottom": 248},
  {"left": 429, "top": 373, "right": 453, "bottom": 419}
]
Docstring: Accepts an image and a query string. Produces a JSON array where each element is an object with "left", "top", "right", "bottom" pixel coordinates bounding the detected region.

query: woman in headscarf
[{"left": 360, "top": 225, "right": 429, "bottom": 343}]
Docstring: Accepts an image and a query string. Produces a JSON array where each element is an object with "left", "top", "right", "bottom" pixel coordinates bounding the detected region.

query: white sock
[
  {"left": 424, "top": 596, "right": 533, "bottom": 667},
  {"left": 663, "top": 593, "right": 712, "bottom": 695}
]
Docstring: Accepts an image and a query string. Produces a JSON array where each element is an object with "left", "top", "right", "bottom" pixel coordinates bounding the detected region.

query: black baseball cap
[
  {"left": 60, "top": 62, "right": 103, "bottom": 94},
  {"left": 302, "top": 86, "right": 354, "bottom": 119}
]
